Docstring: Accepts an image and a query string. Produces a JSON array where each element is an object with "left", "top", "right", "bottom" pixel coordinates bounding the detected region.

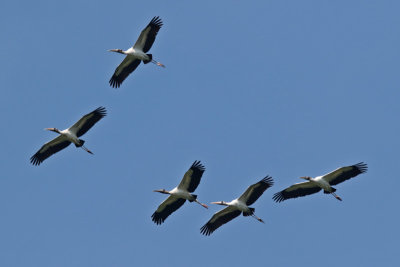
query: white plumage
[
  {"left": 30, "top": 107, "right": 106, "bottom": 166},
  {"left": 151, "top": 161, "right": 208, "bottom": 225},
  {"left": 200, "top": 176, "right": 273, "bottom": 236},
  {"left": 273, "top": 162, "right": 368, "bottom": 202},
  {"left": 109, "top": 16, "right": 165, "bottom": 88}
]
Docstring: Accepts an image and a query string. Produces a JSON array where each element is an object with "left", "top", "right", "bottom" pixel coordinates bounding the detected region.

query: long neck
[
  {"left": 301, "top": 176, "right": 313, "bottom": 182},
  {"left": 48, "top": 128, "right": 61, "bottom": 134}
]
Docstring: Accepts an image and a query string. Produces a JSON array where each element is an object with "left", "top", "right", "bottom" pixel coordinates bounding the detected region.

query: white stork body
[
  {"left": 30, "top": 107, "right": 106, "bottom": 166},
  {"left": 200, "top": 176, "right": 274, "bottom": 236},
  {"left": 58, "top": 129, "right": 80, "bottom": 145},
  {"left": 109, "top": 16, "right": 165, "bottom": 88},
  {"left": 152, "top": 161, "right": 208, "bottom": 225},
  {"left": 308, "top": 176, "right": 332, "bottom": 192},
  {"left": 273, "top": 162, "right": 368, "bottom": 202},
  {"left": 121, "top": 47, "right": 149, "bottom": 61}
]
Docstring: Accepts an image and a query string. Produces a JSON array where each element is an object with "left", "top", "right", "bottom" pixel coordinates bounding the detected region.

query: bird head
[
  {"left": 153, "top": 189, "right": 169, "bottom": 194},
  {"left": 300, "top": 176, "right": 312, "bottom": 181},
  {"left": 210, "top": 201, "right": 228, "bottom": 206},
  {"left": 45, "top": 128, "right": 60, "bottom": 133}
]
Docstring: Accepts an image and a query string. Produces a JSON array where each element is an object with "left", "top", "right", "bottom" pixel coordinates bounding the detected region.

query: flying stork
[
  {"left": 109, "top": 16, "right": 165, "bottom": 88},
  {"left": 30, "top": 107, "right": 106, "bottom": 166},
  {"left": 272, "top": 162, "right": 368, "bottom": 202},
  {"left": 200, "top": 176, "right": 273, "bottom": 236},
  {"left": 152, "top": 160, "right": 208, "bottom": 225}
]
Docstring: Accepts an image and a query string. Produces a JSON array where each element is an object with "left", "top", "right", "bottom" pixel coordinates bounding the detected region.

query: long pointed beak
[
  {"left": 44, "top": 128, "right": 52, "bottom": 131},
  {"left": 153, "top": 189, "right": 167, "bottom": 193},
  {"left": 210, "top": 202, "right": 221, "bottom": 205}
]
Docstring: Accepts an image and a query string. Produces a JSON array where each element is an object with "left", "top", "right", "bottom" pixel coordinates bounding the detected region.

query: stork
[
  {"left": 30, "top": 107, "right": 106, "bottom": 166},
  {"left": 152, "top": 160, "right": 208, "bottom": 225},
  {"left": 200, "top": 176, "right": 273, "bottom": 236},
  {"left": 109, "top": 16, "right": 165, "bottom": 88},
  {"left": 272, "top": 162, "right": 368, "bottom": 202}
]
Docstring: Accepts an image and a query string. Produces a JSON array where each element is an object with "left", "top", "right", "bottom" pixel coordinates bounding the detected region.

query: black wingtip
[
  {"left": 191, "top": 160, "right": 205, "bottom": 172},
  {"left": 261, "top": 175, "right": 274, "bottom": 187},
  {"left": 151, "top": 213, "right": 165, "bottom": 225},
  {"left": 150, "top": 16, "right": 163, "bottom": 28},
  {"left": 109, "top": 77, "right": 121, "bottom": 88},
  {"left": 30, "top": 155, "right": 42, "bottom": 166},
  {"left": 200, "top": 224, "right": 213, "bottom": 236},
  {"left": 94, "top": 106, "right": 107, "bottom": 117},
  {"left": 272, "top": 191, "right": 285, "bottom": 203},
  {"left": 354, "top": 162, "right": 368, "bottom": 173}
]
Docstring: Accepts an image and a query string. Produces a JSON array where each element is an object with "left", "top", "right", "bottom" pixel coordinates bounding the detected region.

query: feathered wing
[
  {"left": 273, "top": 181, "right": 322, "bottom": 202},
  {"left": 109, "top": 57, "right": 141, "bottom": 88},
  {"left": 69, "top": 107, "right": 107, "bottom": 137},
  {"left": 30, "top": 135, "right": 71, "bottom": 166},
  {"left": 151, "top": 196, "right": 186, "bottom": 225},
  {"left": 133, "top": 16, "right": 163, "bottom": 53},
  {"left": 177, "top": 160, "right": 205, "bottom": 192},
  {"left": 324, "top": 162, "right": 368, "bottom": 186},
  {"left": 238, "top": 176, "right": 274, "bottom": 206},
  {"left": 200, "top": 206, "right": 241, "bottom": 236}
]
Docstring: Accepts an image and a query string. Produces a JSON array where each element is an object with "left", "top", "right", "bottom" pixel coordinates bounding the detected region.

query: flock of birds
[{"left": 30, "top": 17, "right": 368, "bottom": 235}]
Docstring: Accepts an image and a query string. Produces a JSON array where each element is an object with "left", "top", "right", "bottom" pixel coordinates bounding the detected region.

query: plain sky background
[{"left": 1, "top": 0, "right": 399, "bottom": 266}]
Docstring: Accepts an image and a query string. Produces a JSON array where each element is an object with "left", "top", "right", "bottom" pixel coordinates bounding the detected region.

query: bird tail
[
  {"left": 323, "top": 187, "right": 336, "bottom": 194},
  {"left": 243, "top": 208, "right": 255, "bottom": 217},
  {"left": 75, "top": 139, "right": 85, "bottom": 147},
  {"left": 143, "top": 54, "right": 152, "bottom": 64},
  {"left": 188, "top": 194, "right": 198, "bottom": 202}
]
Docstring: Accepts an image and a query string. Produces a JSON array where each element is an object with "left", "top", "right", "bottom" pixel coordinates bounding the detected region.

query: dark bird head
[
  {"left": 108, "top": 49, "right": 125, "bottom": 54},
  {"left": 210, "top": 201, "right": 228, "bottom": 206},
  {"left": 300, "top": 176, "right": 312, "bottom": 181},
  {"left": 153, "top": 189, "right": 170, "bottom": 195},
  {"left": 45, "top": 128, "right": 60, "bottom": 134}
]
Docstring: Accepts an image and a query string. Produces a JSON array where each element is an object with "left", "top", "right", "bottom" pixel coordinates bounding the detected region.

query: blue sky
[{"left": 1, "top": 0, "right": 399, "bottom": 266}]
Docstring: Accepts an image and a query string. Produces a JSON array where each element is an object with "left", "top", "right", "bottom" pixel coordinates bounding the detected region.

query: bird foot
[
  {"left": 258, "top": 218, "right": 265, "bottom": 223},
  {"left": 335, "top": 196, "right": 342, "bottom": 201},
  {"left": 157, "top": 62, "right": 165, "bottom": 68},
  {"left": 201, "top": 203, "right": 209, "bottom": 209}
]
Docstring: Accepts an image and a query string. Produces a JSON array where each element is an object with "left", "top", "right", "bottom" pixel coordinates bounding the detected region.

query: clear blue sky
[{"left": 1, "top": 0, "right": 399, "bottom": 266}]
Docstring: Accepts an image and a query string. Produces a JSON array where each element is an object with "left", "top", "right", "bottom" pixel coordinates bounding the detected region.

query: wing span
[{"left": 273, "top": 181, "right": 321, "bottom": 202}]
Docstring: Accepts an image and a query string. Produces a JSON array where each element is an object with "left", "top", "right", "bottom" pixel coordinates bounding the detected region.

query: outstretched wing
[
  {"left": 109, "top": 57, "right": 141, "bottom": 88},
  {"left": 323, "top": 162, "right": 368, "bottom": 186},
  {"left": 69, "top": 107, "right": 107, "bottom": 137},
  {"left": 272, "top": 181, "right": 322, "bottom": 203},
  {"left": 133, "top": 16, "right": 163, "bottom": 53},
  {"left": 238, "top": 176, "right": 274, "bottom": 206},
  {"left": 151, "top": 196, "right": 186, "bottom": 225},
  {"left": 30, "top": 135, "right": 71, "bottom": 166},
  {"left": 200, "top": 206, "right": 241, "bottom": 236},
  {"left": 177, "top": 160, "right": 205, "bottom": 192}
]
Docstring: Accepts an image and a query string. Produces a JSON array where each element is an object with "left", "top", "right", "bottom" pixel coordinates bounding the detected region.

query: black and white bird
[
  {"left": 273, "top": 162, "right": 368, "bottom": 202},
  {"left": 30, "top": 107, "right": 106, "bottom": 166},
  {"left": 200, "top": 176, "right": 273, "bottom": 236},
  {"left": 109, "top": 16, "right": 165, "bottom": 88},
  {"left": 152, "top": 161, "right": 208, "bottom": 225}
]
